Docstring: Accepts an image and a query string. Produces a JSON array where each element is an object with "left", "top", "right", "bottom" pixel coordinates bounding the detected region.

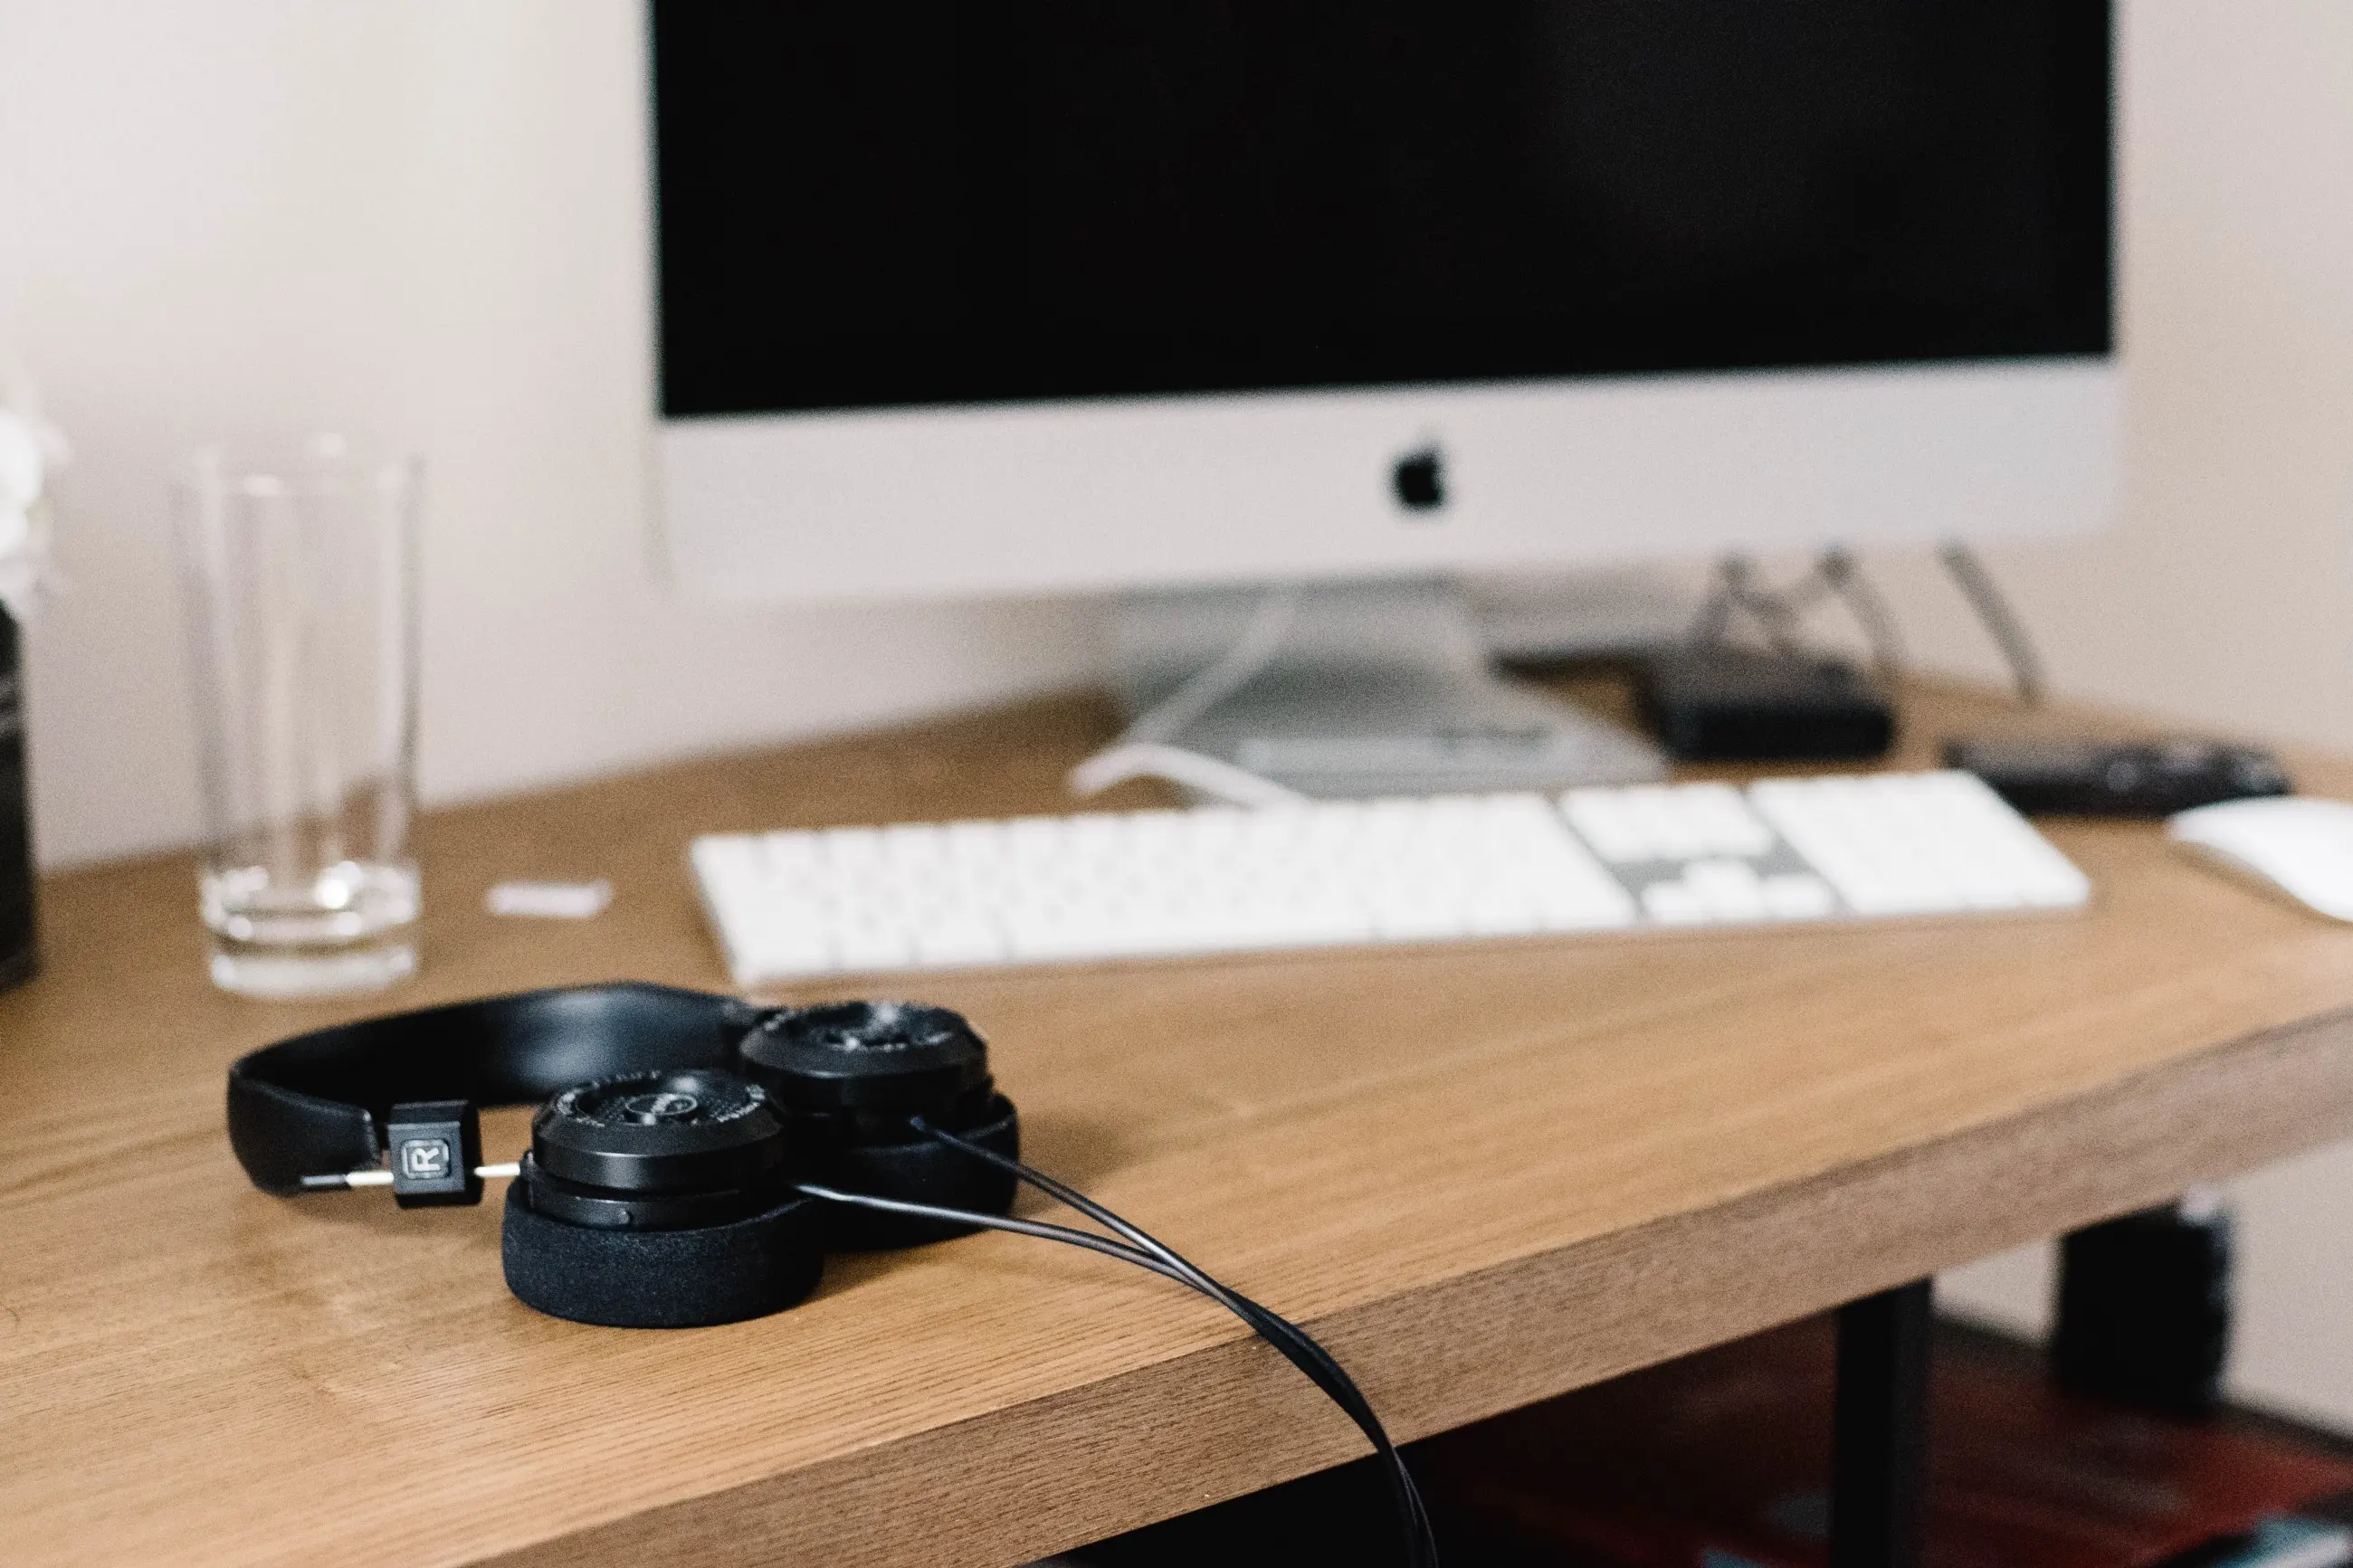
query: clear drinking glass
[{"left": 174, "top": 436, "right": 421, "bottom": 997}]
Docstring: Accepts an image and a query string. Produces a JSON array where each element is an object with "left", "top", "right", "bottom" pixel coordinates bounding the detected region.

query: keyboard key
[
  {"left": 1681, "top": 858, "right": 1767, "bottom": 920},
  {"left": 1762, "top": 873, "right": 1837, "bottom": 919},
  {"left": 1642, "top": 881, "right": 1710, "bottom": 925}
]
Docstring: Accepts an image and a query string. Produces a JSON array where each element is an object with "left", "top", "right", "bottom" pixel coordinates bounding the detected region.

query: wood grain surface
[{"left": 8, "top": 679, "right": 2353, "bottom": 1568}]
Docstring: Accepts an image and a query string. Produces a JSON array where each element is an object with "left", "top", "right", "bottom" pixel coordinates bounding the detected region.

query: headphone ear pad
[
  {"left": 500, "top": 1182, "right": 825, "bottom": 1328},
  {"left": 818, "top": 1095, "right": 1020, "bottom": 1251}
]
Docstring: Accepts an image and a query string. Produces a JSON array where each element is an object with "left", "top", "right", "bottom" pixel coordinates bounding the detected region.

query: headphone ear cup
[
  {"left": 814, "top": 1094, "right": 1020, "bottom": 1251},
  {"left": 500, "top": 1180, "right": 825, "bottom": 1328}
]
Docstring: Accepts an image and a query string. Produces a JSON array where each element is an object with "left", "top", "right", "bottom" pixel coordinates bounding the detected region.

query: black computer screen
[{"left": 652, "top": 2, "right": 2111, "bottom": 418}]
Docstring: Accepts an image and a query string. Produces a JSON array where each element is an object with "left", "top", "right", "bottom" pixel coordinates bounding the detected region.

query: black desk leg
[{"left": 1830, "top": 1278, "right": 1934, "bottom": 1568}]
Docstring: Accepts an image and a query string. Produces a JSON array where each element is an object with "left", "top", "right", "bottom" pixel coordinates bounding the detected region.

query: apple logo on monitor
[{"left": 1392, "top": 445, "right": 1446, "bottom": 513}]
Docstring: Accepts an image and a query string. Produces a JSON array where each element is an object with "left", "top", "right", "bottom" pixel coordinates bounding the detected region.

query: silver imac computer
[{"left": 649, "top": 2, "right": 2114, "bottom": 798}]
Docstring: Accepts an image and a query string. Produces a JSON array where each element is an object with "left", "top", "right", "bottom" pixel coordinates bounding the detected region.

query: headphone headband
[{"left": 225, "top": 983, "right": 750, "bottom": 1193}]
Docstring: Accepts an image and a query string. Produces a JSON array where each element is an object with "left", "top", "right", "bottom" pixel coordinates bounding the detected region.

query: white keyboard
[{"left": 691, "top": 771, "right": 2090, "bottom": 986}]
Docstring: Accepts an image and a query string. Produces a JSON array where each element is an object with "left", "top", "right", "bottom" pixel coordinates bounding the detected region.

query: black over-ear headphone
[
  {"left": 227, "top": 981, "right": 1442, "bottom": 1566},
  {"left": 227, "top": 983, "right": 1020, "bottom": 1329}
]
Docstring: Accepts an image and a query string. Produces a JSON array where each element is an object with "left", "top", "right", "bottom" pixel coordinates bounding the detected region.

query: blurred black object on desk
[
  {"left": 1948, "top": 736, "right": 2291, "bottom": 818},
  {"left": 1636, "top": 645, "right": 1898, "bottom": 763},
  {"left": 1, "top": 607, "right": 33, "bottom": 990}
]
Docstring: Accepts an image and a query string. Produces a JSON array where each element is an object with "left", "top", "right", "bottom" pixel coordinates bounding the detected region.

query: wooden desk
[{"left": 10, "top": 681, "right": 2353, "bottom": 1568}]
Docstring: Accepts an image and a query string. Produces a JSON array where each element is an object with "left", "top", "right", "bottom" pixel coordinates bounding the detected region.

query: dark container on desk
[{"left": 1, "top": 607, "right": 34, "bottom": 989}]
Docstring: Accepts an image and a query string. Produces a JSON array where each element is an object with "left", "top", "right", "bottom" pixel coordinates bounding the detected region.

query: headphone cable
[
  {"left": 794, "top": 1183, "right": 1197, "bottom": 1286},
  {"left": 794, "top": 1180, "right": 1435, "bottom": 1568},
  {"left": 795, "top": 1134, "right": 1439, "bottom": 1568},
  {"left": 796, "top": 1178, "right": 1401, "bottom": 1476},
  {"left": 916, "top": 1119, "right": 1437, "bottom": 1568}
]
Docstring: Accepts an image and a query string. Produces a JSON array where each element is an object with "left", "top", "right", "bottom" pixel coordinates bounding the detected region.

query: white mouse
[{"left": 2169, "top": 796, "right": 2353, "bottom": 922}]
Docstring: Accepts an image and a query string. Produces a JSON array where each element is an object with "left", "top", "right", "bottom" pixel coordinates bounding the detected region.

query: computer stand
[{"left": 1108, "top": 578, "right": 1665, "bottom": 798}]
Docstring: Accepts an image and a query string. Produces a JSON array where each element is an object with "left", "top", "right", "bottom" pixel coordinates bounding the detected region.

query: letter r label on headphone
[{"left": 386, "top": 1100, "right": 485, "bottom": 1208}]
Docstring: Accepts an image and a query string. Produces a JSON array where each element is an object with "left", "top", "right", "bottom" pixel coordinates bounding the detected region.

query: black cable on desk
[
  {"left": 797, "top": 1128, "right": 1440, "bottom": 1568},
  {"left": 1695, "top": 550, "right": 1907, "bottom": 686},
  {"left": 913, "top": 1118, "right": 1438, "bottom": 1568},
  {"left": 795, "top": 1183, "right": 1199, "bottom": 1285},
  {"left": 1817, "top": 547, "right": 1906, "bottom": 685},
  {"left": 1939, "top": 541, "right": 2047, "bottom": 707}
]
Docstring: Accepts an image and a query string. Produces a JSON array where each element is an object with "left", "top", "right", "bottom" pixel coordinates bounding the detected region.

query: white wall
[
  {"left": 1890, "top": 0, "right": 2353, "bottom": 1434},
  {"left": 5, "top": 0, "right": 2352, "bottom": 1428},
  {"left": 1874, "top": 1, "right": 2353, "bottom": 755},
  {"left": 0, "top": 0, "right": 1101, "bottom": 869}
]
